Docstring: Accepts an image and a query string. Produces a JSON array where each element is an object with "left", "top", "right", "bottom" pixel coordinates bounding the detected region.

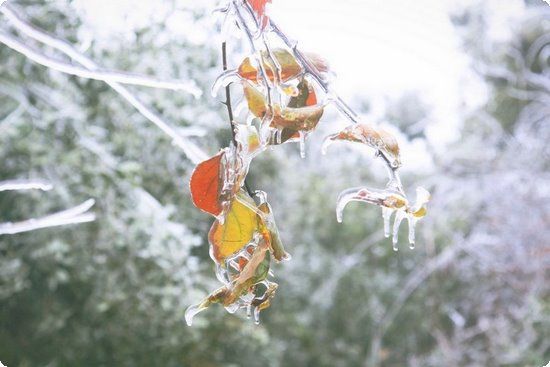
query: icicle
[
  {"left": 336, "top": 187, "right": 361, "bottom": 223},
  {"left": 407, "top": 216, "right": 417, "bottom": 249},
  {"left": 299, "top": 131, "right": 307, "bottom": 158},
  {"left": 253, "top": 306, "right": 261, "bottom": 325},
  {"left": 382, "top": 207, "right": 393, "bottom": 238},
  {"left": 274, "top": 128, "right": 282, "bottom": 145},
  {"left": 392, "top": 211, "right": 406, "bottom": 251},
  {"left": 211, "top": 70, "right": 241, "bottom": 97},
  {"left": 185, "top": 303, "right": 206, "bottom": 326}
]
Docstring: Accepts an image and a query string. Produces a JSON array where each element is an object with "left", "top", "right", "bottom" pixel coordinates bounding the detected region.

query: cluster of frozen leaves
[{"left": 186, "top": 0, "right": 431, "bottom": 324}]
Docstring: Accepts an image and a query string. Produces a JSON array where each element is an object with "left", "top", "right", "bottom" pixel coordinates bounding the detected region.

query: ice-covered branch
[
  {"left": 0, "top": 31, "right": 201, "bottom": 96},
  {"left": 0, "top": 179, "right": 53, "bottom": 192},
  {"left": 0, "top": 4, "right": 207, "bottom": 164},
  {"left": 0, "top": 199, "right": 96, "bottom": 235},
  {"left": 230, "top": 0, "right": 405, "bottom": 194}
]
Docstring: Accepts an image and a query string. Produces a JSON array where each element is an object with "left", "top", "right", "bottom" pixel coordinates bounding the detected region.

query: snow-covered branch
[
  {"left": 0, "top": 31, "right": 202, "bottom": 96},
  {"left": 0, "top": 179, "right": 53, "bottom": 192},
  {"left": 0, "top": 199, "right": 96, "bottom": 235},
  {"left": 0, "top": 3, "right": 208, "bottom": 164}
]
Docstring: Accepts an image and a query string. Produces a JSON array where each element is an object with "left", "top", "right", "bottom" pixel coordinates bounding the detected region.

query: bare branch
[
  {"left": 0, "top": 179, "right": 53, "bottom": 192},
  {"left": 0, "top": 199, "right": 96, "bottom": 235},
  {"left": 0, "top": 4, "right": 208, "bottom": 164}
]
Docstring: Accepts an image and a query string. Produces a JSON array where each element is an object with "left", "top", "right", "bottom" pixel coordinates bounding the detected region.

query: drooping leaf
[
  {"left": 242, "top": 81, "right": 324, "bottom": 134},
  {"left": 238, "top": 48, "right": 329, "bottom": 84},
  {"left": 323, "top": 123, "right": 401, "bottom": 165},
  {"left": 258, "top": 201, "right": 289, "bottom": 261},
  {"left": 209, "top": 191, "right": 261, "bottom": 264},
  {"left": 189, "top": 151, "right": 224, "bottom": 216}
]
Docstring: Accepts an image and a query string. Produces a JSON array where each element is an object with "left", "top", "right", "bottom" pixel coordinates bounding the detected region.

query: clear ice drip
[
  {"left": 211, "top": 69, "right": 241, "bottom": 97},
  {"left": 382, "top": 207, "right": 393, "bottom": 238},
  {"left": 336, "top": 185, "right": 430, "bottom": 250},
  {"left": 299, "top": 131, "right": 307, "bottom": 158},
  {"left": 185, "top": 304, "right": 206, "bottom": 326}
]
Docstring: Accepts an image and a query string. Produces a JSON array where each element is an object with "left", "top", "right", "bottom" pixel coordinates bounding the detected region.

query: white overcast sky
[{"left": 71, "top": 0, "right": 533, "bottom": 170}]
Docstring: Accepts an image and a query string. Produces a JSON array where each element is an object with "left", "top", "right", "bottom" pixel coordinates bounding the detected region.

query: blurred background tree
[{"left": 0, "top": 0, "right": 548, "bottom": 366}]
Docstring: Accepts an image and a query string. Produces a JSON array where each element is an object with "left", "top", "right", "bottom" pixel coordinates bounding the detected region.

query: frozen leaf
[
  {"left": 238, "top": 48, "right": 328, "bottom": 84},
  {"left": 243, "top": 81, "right": 324, "bottom": 134},
  {"left": 336, "top": 187, "right": 408, "bottom": 223},
  {"left": 248, "top": 0, "right": 271, "bottom": 18},
  {"left": 272, "top": 105, "right": 324, "bottom": 131},
  {"left": 287, "top": 79, "right": 318, "bottom": 108},
  {"left": 323, "top": 123, "right": 401, "bottom": 167},
  {"left": 189, "top": 151, "right": 224, "bottom": 216},
  {"left": 209, "top": 190, "right": 261, "bottom": 264},
  {"left": 274, "top": 79, "right": 318, "bottom": 145},
  {"left": 185, "top": 239, "right": 274, "bottom": 326},
  {"left": 257, "top": 196, "right": 290, "bottom": 262},
  {"left": 336, "top": 186, "right": 430, "bottom": 250},
  {"left": 247, "top": 0, "right": 272, "bottom": 28}
]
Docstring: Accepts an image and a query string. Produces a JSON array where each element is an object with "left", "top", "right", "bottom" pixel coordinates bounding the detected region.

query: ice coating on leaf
[
  {"left": 241, "top": 80, "right": 324, "bottom": 153},
  {"left": 336, "top": 185, "right": 430, "bottom": 250},
  {"left": 188, "top": 187, "right": 286, "bottom": 325},
  {"left": 184, "top": 303, "right": 204, "bottom": 326},
  {"left": 322, "top": 123, "right": 401, "bottom": 167},
  {"left": 237, "top": 48, "right": 330, "bottom": 86},
  {"left": 212, "top": 69, "right": 241, "bottom": 97},
  {"left": 247, "top": 0, "right": 272, "bottom": 29},
  {"left": 336, "top": 187, "right": 408, "bottom": 223},
  {"left": 189, "top": 151, "right": 225, "bottom": 216}
]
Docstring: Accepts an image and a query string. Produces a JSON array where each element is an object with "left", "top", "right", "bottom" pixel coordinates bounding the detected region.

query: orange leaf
[
  {"left": 189, "top": 151, "right": 224, "bottom": 216},
  {"left": 248, "top": 0, "right": 272, "bottom": 24},
  {"left": 238, "top": 48, "right": 301, "bottom": 84}
]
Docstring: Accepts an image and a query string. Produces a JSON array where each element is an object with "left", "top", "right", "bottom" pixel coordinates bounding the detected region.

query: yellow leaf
[{"left": 209, "top": 191, "right": 260, "bottom": 264}]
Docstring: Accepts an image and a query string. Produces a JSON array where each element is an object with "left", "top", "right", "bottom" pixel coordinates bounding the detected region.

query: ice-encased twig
[
  {"left": 0, "top": 4, "right": 207, "bottom": 164},
  {"left": 0, "top": 199, "right": 96, "bottom": 235},
  {"left": 336, "top": 186, "right": 429, "bottom": 251},
  {"left": 0, "top": 179, "right": 52, "bottom": 192},
  {"left": 0, "top": 31, "right": 202, "bottom": 97}
]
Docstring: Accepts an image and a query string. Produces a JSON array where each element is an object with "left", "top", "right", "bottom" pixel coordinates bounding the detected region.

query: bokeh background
[{"left": 1, "top": 0, "right": 549, "bottom": 366}]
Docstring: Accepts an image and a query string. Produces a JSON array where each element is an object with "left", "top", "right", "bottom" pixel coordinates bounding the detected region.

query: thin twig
[
  {"left": 231, "top": 0, "right": 274, "bottom": 116},
  {"left": 239, "top": 0, "right": 404, "bottom": 193},
  {"left": 0, "top": 31, "right": 202, "bottom": 96},
  {"left": 0, "top": 4, "right": 207, "bottom": 164},
  {"left": 222, "top": 41, "right": 237, "bottom": 146},
  {"left": 221, "top": 41, "right": 254, "bottom": 196},
  {"left": 0, "top": 199, "right": 96, "bottom": 235},
  {"left": 0, "top": 179, "right": 52, "bottom": 192}
]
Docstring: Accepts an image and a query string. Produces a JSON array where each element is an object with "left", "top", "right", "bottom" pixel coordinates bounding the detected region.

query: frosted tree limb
[
  {"left": 0, "top": 199, "right": 96, "bottom": 235},
  {"left": 0, "top": 179, "right": 53, "bottom": 192},
  {"left": 0, "top": 4, "right": 208, "bottom": 164},
  {"left": 0, "top": 31, "right": 201, "bottom": 96}
]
